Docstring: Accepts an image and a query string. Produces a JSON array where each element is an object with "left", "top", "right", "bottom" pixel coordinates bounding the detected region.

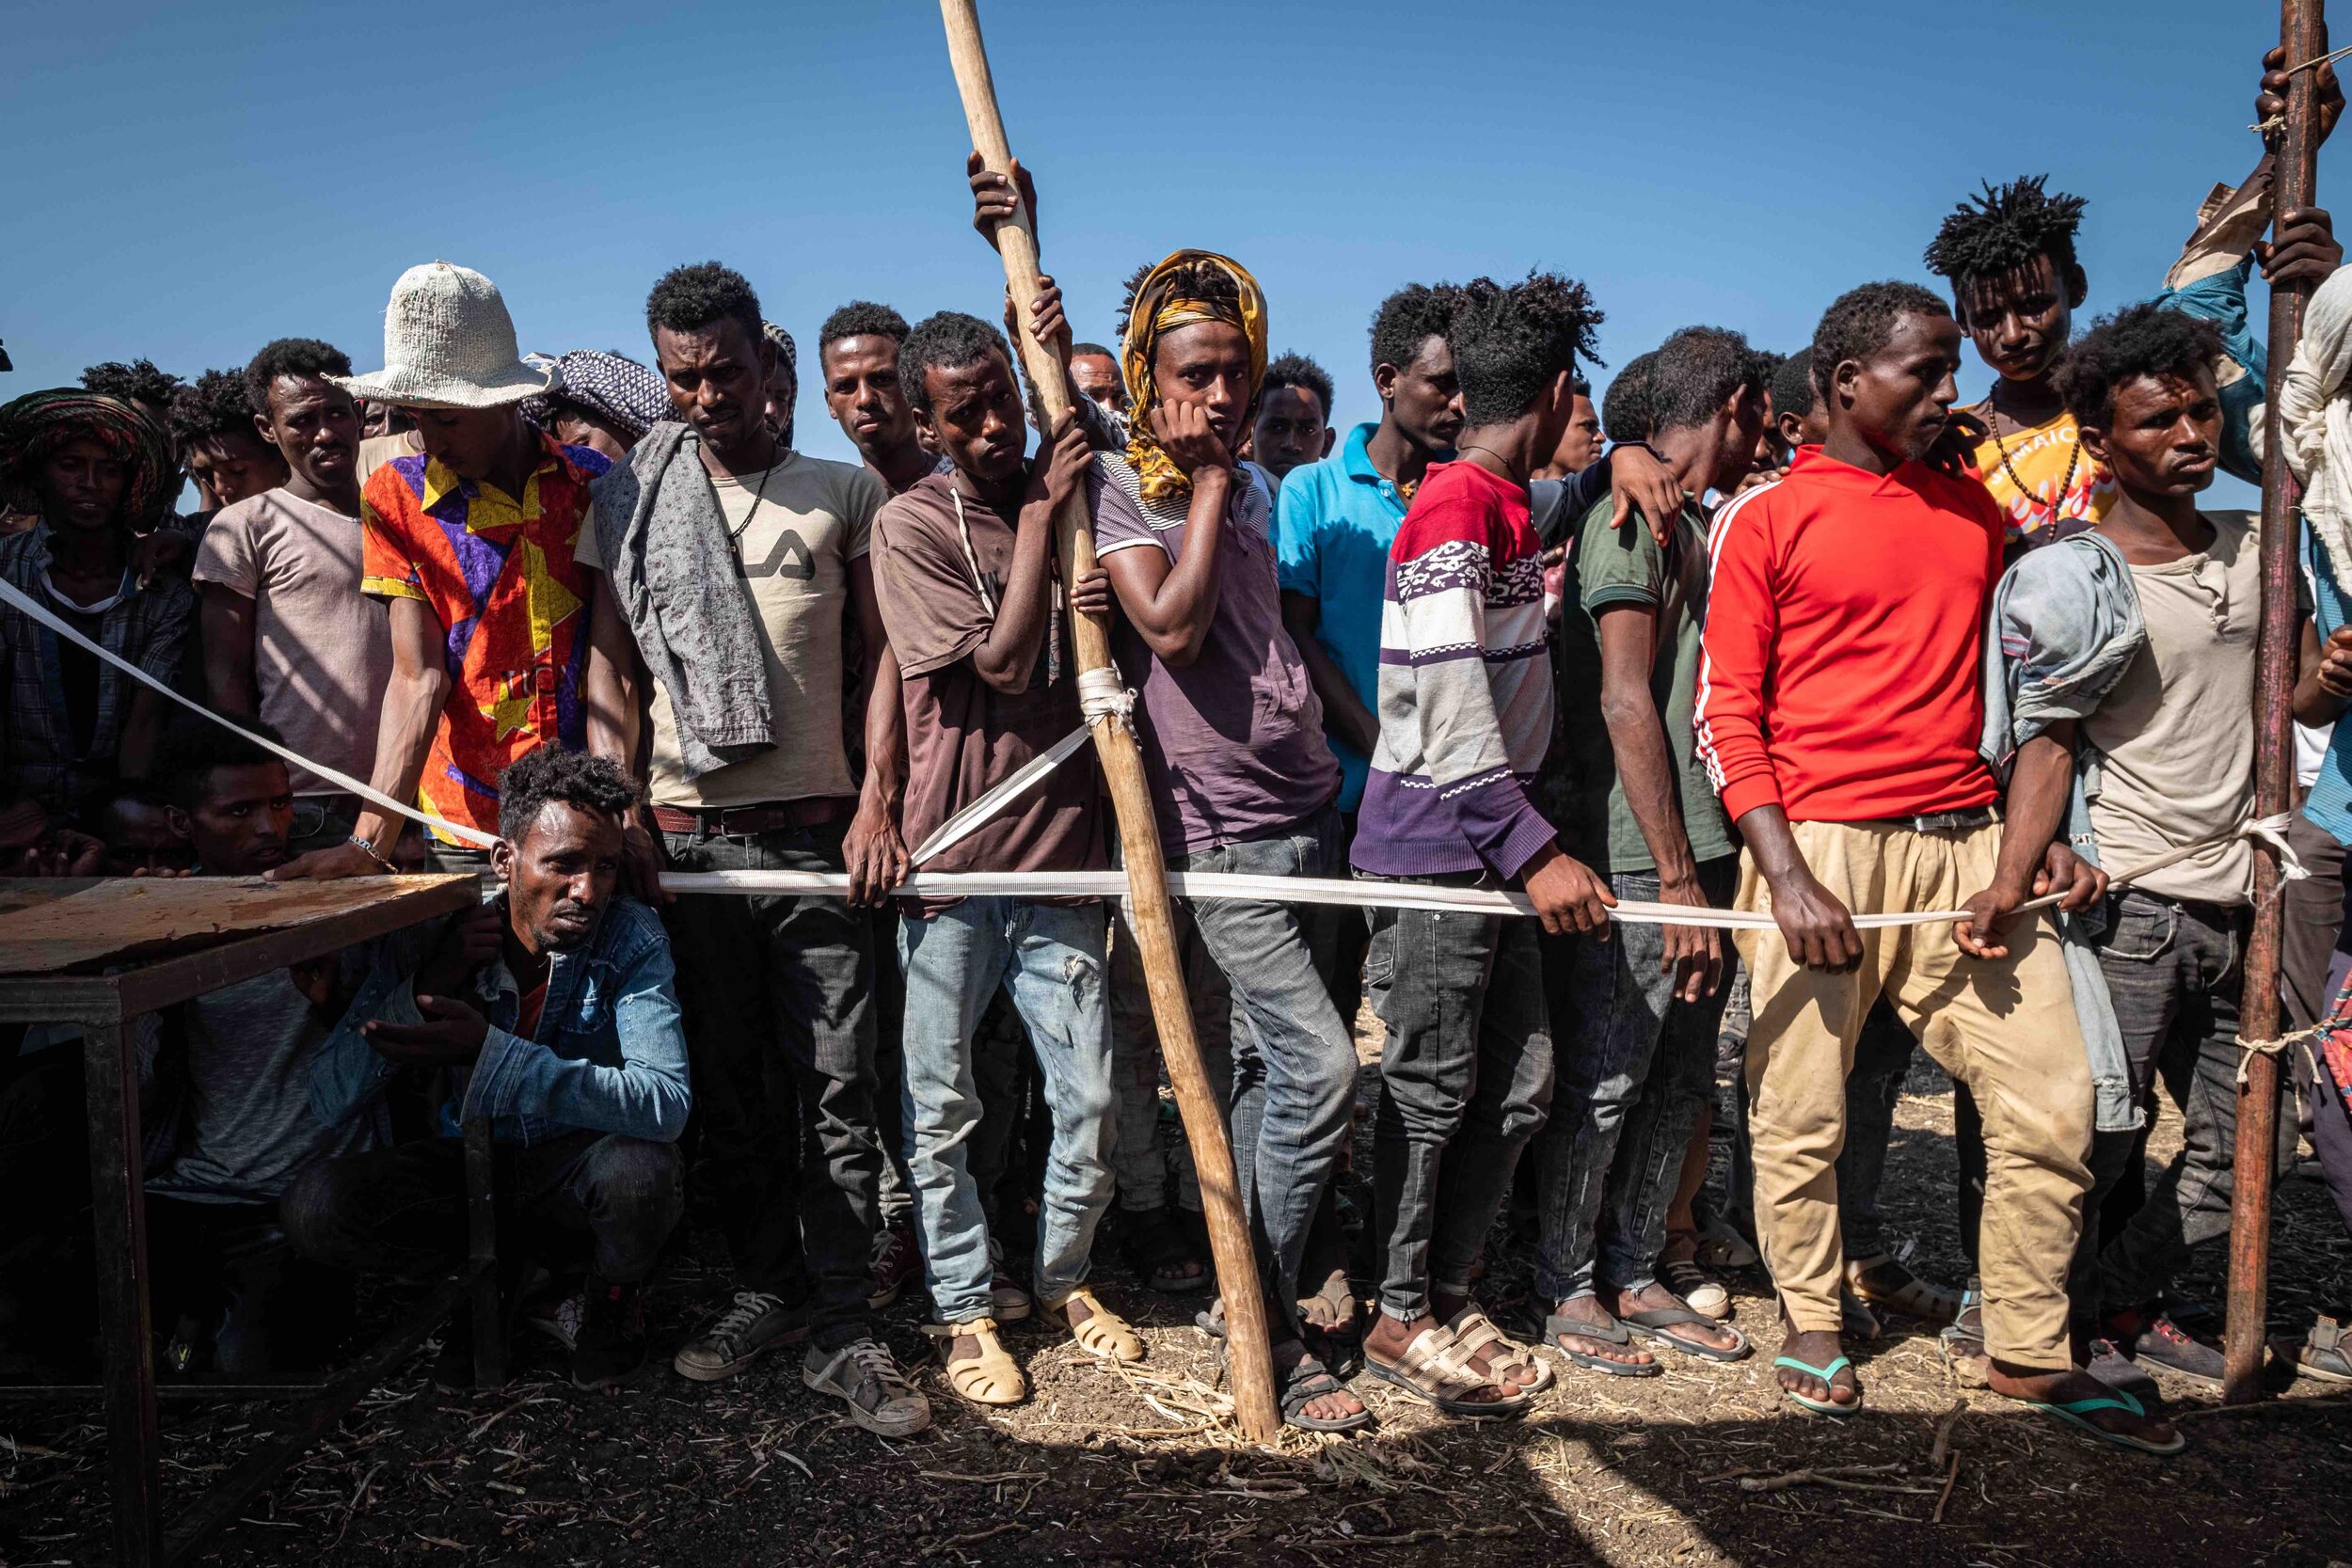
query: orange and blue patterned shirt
[{"left": 359, "top": 432, "right": 609, "bottom": 842}]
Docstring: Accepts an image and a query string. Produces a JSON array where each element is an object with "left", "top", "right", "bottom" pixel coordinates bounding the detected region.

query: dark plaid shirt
[{"left": 1, "top": 522, "right": 194, "bottom": 811}]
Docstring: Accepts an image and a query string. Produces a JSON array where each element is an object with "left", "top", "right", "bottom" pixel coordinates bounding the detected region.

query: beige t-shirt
[
  {"left": 579, "top": 451, "right": 880, "bottom": 809},
  {"left": 2082, "top": 513, "right": 2258, "bottom": 906},
  {"left": 191, "top": 488, "right": 392, "bottom": 796},
  {"left": 357, "top": 432, "right": 422, "bottom": 483}
]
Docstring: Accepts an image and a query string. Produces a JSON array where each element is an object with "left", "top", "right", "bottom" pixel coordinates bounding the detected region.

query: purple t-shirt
[{"left": 1089, "top": 451, "right": 1339, "bottom": 856}]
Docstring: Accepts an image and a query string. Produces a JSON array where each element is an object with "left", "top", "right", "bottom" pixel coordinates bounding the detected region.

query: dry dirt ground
[{"left": 6, "top": 1052, "right": 2351, "bottom": 1567}]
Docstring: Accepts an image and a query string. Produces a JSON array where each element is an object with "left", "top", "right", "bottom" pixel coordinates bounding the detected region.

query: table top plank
[{"left": 0, "top": 876, "right": 478, "bottom": 1022}]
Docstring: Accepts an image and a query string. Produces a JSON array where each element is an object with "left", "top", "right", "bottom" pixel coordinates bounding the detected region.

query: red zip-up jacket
[{"left": 1695, "top": 447, "right": 2002, "bottom": 826}]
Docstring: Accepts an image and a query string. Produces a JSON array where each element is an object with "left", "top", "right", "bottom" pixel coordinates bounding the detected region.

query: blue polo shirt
[{"left": 1275, "top": 423, "right": 1412, "bottom": 811}]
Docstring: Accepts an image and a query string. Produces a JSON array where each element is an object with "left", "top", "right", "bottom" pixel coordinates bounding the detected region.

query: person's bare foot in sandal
[
  {"left": 1364, "top": 1310, "right": 1522, "bottom": 1409},
  {"left": 1273, "top": 1336, "right": 1368, "bottom": 1428},
  {"left": 1430, "top": 1290, "right": 1541, "bottom": 1390},
  {"left": 1989, "top": 1359, "right": 2181, "bottom": 1449},
  {"left": 1042, "top": 1286, "right": 1143, "bottom": 1364},
  {"left": 1612, "top": 1281, "right": 1744, "bottom": 1357},
  {"left": 1547, "top": 1293, "right": 1657, "bottom": 1371},
  {"left": 1299, "top": 1267, "right": 1357, "bottom": 1335},
  {"left": 1775, "top": 1323, "right": 1861, "bottom": 1412}
]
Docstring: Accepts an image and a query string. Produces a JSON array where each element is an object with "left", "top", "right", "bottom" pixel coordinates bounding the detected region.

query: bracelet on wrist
[{"left": 347, "top": 832, "right": 396, "bottom": 872}]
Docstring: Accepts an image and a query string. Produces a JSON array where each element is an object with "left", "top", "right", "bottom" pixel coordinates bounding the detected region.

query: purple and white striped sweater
[{"left": 1351, "top": 460, "right": 1559, "bottom": 879}]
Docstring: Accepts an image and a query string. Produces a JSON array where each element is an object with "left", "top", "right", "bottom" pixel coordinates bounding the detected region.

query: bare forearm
[
  {"left": 861, "top": 644, "right": 905, "bottom": 813},
  {"left": 973, "top": 509, "right": 1057, "bottom": 690},
  {"left": 582, "top": 591, "right": 642, "bottom": 774},
  {"left": 199, "top": 591, "right": 259, "bottom": 717},
  {"left": 1600, "top": 682, "right": 1698, "bottom": 884},
  {"left": 352, "top": 667, "right": 447, "bottom": 849},
  {"left": 1117, "top": 468, "right": 1229, "bottom": 663},
  {"left": 1735, "top": 803, "right": 1808, "bottom": 888},
  {"left": 1289, "top": 607, "right": 1378, "bottom": 756},
  {"left": 118, "top": 689, "right": 165, "bottom": 779},
  {"left": 1989, "top": 731, "right": 2075, "bottom": 899}
]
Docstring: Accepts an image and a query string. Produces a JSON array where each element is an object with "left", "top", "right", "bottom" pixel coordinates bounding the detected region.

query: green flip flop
[
  {"left": 2021, "top": 1387, "right": 2185, "bottom": 1456},
  {"left": 1772, "top": 1354, "right": 1862, "bottom": 1417}
]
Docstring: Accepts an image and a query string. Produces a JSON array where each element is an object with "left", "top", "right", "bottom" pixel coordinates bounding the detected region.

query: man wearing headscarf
[
  {"left": 522, "top": 350, "right": 673, "bottom": 462},
  {"left": 0, "top": 389, "right": 195, "bottom": 809},
  {"left": 1074, "top": 240, "right": 1364, "bottom": 1431}
]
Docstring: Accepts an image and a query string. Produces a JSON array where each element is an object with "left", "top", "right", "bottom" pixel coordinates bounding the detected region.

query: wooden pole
[
  {"left": 2227, "top": 0, "right": 2326, "bottom": 1406},
  {"left": 937, "top": 0, "right": 1282, "bottom": 1444}
]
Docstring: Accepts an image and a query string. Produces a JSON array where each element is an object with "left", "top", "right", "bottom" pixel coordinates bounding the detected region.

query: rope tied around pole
[
  {"left": 2235, "top": 1022, "right": 2324, "bottom": 1085},
  {"left": 1076, "top": 666, "right": 1135, "bottom": 731},
  {"left": 2250, "top": 42, "right": 2352, "bottom": 132}
]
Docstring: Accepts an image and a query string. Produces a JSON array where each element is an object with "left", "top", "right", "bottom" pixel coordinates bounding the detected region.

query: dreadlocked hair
[
  {"left": 1448, "top": 271, "right": 1605, "bottom": 429},
  {"left": 167, "top": 370, "right": 260, "bottom": 447},
  {"left": 1117, "top": 257, "right": 1243, "bottom": 341},
  {"left": 1923, "top": 175, "right": 2089, "bottom": 283},
  {"left": 2058, "top": 303, "right": 2225, "bottom": 430}
]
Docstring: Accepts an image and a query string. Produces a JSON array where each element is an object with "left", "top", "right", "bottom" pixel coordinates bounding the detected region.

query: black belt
[{"left": 1877, "top": 806, "right": 1999, "bottom": 833}]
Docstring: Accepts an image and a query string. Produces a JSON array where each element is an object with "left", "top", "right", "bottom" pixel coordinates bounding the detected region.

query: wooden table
[{"left": 0, "top": 874, "right": 487, "bottom": 1567}]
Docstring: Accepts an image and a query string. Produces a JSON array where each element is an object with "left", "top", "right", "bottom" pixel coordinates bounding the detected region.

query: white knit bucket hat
[{"left": 334, "top": 261, "right": 558, "bottom": 410}]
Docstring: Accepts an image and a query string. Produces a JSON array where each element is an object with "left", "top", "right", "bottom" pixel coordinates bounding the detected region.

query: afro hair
[
  {"left": 243, "top": 338, "right": 353, "bottom": 416},
  {"left": 1923, "top": 175, "right": 2089, "bottom": 285},
  {"left": 1369, "top": 283, "right": 1468, "bottom": 379},
  {"left": 1645, "top": 326, "right": 1766, "bottom": 433},
  {"left": 818, "top": 300, "right": 914, "bottom": 356},
  {"left": 496, "top": 746, "right": 642, "bottom": 848},
  {"left": 2058, "top": 303, "right": 2226, "bottom": 430},
  {"left": 80, "top": 358, "right": 183, "bottom": 411},
  {"left": 1810, "top": 281, "right": 1952, "bottom": 404},
  {"left": 167, "top": 370, "right": 260, "bottom": 448},
  {"left": 1601, "top": 351, "right": 1660, "bottom": 445},
  {"left": 898, "top": 311, "right": 1015, "bottom": 417},
  {"left": 1263, "top": 351, "right": 1336, "bottom": 422},
  {"left": 1770, "top": 346, "right": 1819, "bottom": 424},
  {"left": 645, "top": 261, "right": 764, "bottom": 346}
]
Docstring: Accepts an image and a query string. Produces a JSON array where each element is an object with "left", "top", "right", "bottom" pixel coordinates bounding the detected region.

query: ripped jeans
[{"left": 898, "top": 896, "right": 1115, "bottom": 1323}]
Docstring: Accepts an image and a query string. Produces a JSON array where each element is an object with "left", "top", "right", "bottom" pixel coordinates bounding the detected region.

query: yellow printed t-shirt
[{"left": 1968, "top": 407, "right": 2116, "bottom": 547}]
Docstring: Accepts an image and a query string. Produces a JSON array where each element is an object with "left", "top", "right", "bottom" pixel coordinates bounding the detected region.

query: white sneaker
[
  {"left": 672, "top": 1290, "right": 807, "bottom": 1382},
  {"left": 803, "top": 1336, "right": 932, "bottom": 1436},
  {"left": 524, "top": 1291, "right": 586, "bottom": 1351}
]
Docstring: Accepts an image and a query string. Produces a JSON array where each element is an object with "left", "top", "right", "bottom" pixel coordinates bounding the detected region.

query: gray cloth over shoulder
[
  {"left": 1979, "top": 531, "right": 2145, "bottom": 1134},
  {"left": 590, "top": 421, "right": 773, "bottom": 779}
]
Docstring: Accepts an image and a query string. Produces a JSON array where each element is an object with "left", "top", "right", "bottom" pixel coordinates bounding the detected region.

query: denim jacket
[
  {"left": 1979, "top": 531, "right": 2144, "bottom": 1133},
  {"left": 310, "top": 896, "right": 692, "bottom": 1148}
]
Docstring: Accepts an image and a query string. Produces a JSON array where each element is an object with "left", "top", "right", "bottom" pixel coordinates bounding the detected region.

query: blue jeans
[
  {"left": 899, "top": 897, "right": 1115, "bottom": 1323},
  {"left": 1534, "top": 861, "right": 1736, "bottom": 1302},
  {"left": 1365, "top": 870, "right": 1553, "bottom": 1321}
]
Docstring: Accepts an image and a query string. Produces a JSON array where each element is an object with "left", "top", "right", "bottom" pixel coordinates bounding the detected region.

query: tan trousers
[{"left": 1735, "top": 820, "right": 2091, "bottom": 1370}]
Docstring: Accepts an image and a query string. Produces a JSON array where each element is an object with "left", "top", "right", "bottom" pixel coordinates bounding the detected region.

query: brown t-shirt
[{"left": 872, "top": 470, "right": 1104, "bottom": 912}]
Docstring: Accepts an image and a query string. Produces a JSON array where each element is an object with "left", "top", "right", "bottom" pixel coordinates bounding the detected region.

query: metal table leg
[
  {"left": 464, "top": 1117, "right": 503, "bottom": 1388},
  {"left": 86, "top": 1016, "right": 158, "bottom": 1567}
]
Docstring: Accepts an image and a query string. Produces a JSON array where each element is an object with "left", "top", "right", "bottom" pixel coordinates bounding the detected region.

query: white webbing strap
[{"left": 0, "top": 572, "right": 500, "bottom": 847}]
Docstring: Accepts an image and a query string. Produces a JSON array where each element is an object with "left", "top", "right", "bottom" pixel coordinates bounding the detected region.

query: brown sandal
[{"left": 1443, "top": 1304, "right": 1551, "bottom": 1393}]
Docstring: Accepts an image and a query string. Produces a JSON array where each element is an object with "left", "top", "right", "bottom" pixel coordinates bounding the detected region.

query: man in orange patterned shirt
[{"left": 273, "top": 261, "right": 607, "bottom": 879}]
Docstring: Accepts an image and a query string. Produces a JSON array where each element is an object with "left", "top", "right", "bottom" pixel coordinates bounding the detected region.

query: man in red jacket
[{"left": 1696, "top": 280, "right": 2178, "bottom": 1454}]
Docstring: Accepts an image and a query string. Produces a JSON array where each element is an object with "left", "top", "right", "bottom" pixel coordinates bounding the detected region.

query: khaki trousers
[{"left": 1734, "top": 820, "right": 2091, "bottom": 1370}]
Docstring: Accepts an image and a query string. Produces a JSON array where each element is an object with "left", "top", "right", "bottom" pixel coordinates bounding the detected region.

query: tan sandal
[
  {"left": 1365, "top": 1324, "right": 1531, "bottom": 1419},
  {"left": 922, "top": 1317, "right": 1026, "bottom": 1405},
  {"left": 1444, "top": 1304, "right": 1552, "bottom": 1393},
  {"left": 1041, "top": 1286, "right": 1144, "bottom": 1364}
]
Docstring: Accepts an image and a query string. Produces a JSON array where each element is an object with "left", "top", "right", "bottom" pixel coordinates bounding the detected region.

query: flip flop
[
  {"left": 1624, "top": 1306, "right": 1751, "bottom": 1363},
  {"left": 1772, "top": 1354, "right": 1862, "bottom": 1417},
  {"left": 1541, "top": 1308, "right": 1661, "bottom": 1378},
  {"left": 2021, "top": 1387, "right": 2185, "bottom": 1456}
]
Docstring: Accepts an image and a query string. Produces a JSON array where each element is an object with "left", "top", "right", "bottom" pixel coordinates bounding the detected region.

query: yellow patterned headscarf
[{"left": 1119, "top": 249, "right": 1267, "bottom": 506}]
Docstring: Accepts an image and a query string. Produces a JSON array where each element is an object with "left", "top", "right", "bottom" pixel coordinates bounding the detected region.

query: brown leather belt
[{"left": 649, "top": 797, "right": 856, "bottom": 835}]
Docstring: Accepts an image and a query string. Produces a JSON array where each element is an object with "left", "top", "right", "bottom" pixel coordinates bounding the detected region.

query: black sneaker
[
  {"left": 2115, "top": 1308, "right": 2226, "bottom": 1386},
  {"left": 570, "top": 1277, "right": 647, "bottom": 1390}
]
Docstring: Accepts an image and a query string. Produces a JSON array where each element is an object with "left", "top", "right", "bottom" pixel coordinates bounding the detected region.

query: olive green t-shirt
[{"left": 1552, "top": 493, "right": 1736, "bottom": 874}]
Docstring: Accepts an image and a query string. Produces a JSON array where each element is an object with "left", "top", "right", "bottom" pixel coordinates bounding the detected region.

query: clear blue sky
[{"left": 2, "top": 0, "right": 2329, "bottom": 509}]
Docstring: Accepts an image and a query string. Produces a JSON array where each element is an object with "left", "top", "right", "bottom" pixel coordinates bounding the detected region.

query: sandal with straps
[
  {"left": 1042, "top": 1286, "right": 1144, "bottom": 1364},
  {"left": 1773, "top": 1354, "right": 1863, "bottom": 1418},
  {"left": 922, "top": 1318, "right": 1025, "bottom": 1406},
  {"left": 1364, "top": 1323, "right": 1533, "bottom": 1419},
  {"left": 1444, "top": 1304, "right": 1552, "bottom": 1393}
]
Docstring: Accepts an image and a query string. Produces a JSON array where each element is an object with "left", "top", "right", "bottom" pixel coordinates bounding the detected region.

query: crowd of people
[{"left": 7, "top": 47, "right": 2352, "bottom": 1461}]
